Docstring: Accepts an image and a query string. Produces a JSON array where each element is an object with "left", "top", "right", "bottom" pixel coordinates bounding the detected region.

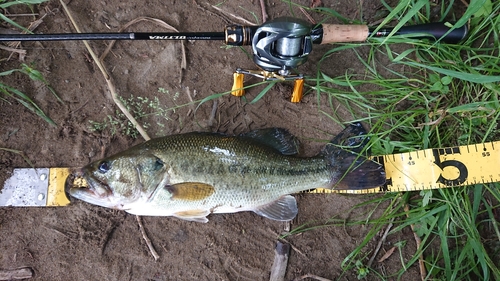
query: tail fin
[{"left": 322, "top": 123, "right": 386, "bottom": 190}]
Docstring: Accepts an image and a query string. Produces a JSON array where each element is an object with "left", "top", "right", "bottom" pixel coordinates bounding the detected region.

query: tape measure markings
[{"left": 315, "top": 140, "right": 500, "bottom": 194}]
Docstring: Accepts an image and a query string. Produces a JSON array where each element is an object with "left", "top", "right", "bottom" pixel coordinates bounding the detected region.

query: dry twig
[
  {"left": 0, "top": 45, "right": 26, "bottom": 60},
  {"left": 0, "top": 267, "right": 33, "bottom": 280},
  {"left": 292, "top": 273, "right": 332, "bottom": 281},
  {"left": 404, "top": 203, "right": 426, "bottom": 281},
  {"left": 5, "top": 11, "right": 49, "bottom": 61},
  {"left": 367, "top": 217, "right": 395, "bottom": 268},
  {"left": 259, "top": 0, "right": 268, "bottom": 23},
  {"left": 269, "top": 241, "right": 290, "bottom": 281},
  {"left": 378, "top": 246, "right": 396, "bottom": 263},
  {"left": 136, "top": 215, "right": 160, "bottom": 261},
  {"left": 207, "top": 99, "right": 218, "bottom": 128},
  {"left": 210, "top": 4, "right": 257, "bottom": 25},
  {"left": 299, "top": 7, "right": 316, "bottom": 24}
]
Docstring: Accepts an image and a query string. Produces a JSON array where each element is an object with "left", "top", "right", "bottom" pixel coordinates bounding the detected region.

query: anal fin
[{"left": 253, "top": 195, "right": 298, "bottom": 221}]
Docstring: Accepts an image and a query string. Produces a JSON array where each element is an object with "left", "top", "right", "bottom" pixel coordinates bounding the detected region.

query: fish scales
[{"left": 143, "top": 133, "right": 331, "bottom": 211}]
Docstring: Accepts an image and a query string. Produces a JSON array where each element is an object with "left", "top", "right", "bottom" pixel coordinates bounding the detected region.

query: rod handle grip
[{"left": 320, "top": 24, "right": 369, "bottom": 44}]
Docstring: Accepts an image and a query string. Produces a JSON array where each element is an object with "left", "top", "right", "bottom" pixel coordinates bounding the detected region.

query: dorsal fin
[{"left": 241, "top": 128, "right": 300, "bottom": 155}]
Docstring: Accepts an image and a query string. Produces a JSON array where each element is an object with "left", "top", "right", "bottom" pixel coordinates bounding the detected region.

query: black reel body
[{"left": 252, "top": 17, "right": 313, "bottom": 75}]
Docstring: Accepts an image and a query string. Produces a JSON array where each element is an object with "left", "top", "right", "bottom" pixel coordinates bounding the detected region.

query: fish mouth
[{"left": 65, "top": 169, "right": 114, "bottom": 207}]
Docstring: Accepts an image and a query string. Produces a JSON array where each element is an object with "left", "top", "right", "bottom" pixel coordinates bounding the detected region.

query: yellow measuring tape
[
  {"left": 44, "top": 141, "right": 500, "bottom": 206},
  {"left": 314, "top": 140, "right": 500, "bottom": 194}
]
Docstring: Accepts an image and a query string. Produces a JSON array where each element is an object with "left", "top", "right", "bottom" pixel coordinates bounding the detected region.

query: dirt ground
[{"left": 0, "top": 1, "right": 432, "bottom": 280}]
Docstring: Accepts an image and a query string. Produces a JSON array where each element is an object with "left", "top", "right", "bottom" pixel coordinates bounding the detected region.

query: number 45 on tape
[{"left": 315, "top": 141, "right": 500, "bottom": 194}]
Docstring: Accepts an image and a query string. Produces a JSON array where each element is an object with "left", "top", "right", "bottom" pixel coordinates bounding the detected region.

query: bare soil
[{"left": 1, "top": 1, "right": 423, "bottom": 280}]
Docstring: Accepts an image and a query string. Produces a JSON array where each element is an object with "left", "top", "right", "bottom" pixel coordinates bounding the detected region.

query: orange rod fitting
[
  {"left": 231, "top": 73, "right": 245, "bottom": 97},
  {"left": 291, "top": 78, "right": 304, "bottom": 103}
]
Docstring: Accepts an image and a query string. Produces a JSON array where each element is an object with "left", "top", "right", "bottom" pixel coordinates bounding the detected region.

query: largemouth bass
[{"left": 68, "top": 123, "right": 385, "bottom": 222}]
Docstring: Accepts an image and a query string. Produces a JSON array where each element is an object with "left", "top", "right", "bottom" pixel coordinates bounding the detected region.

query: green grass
[
  {"left": 1, "top": 0, "right": 57, "bottom": 125},
  {"left": 0, "top": 0, "right": 48, "bottom": 32},
  {"left": 0, "top": 63, "right": 59, "bottom": 126},
  {"left": 287, "top": 0, "right": 500, "bottom": 280},
  {"left": 88, "top": 90, "right": 182, "bottom": 138}
]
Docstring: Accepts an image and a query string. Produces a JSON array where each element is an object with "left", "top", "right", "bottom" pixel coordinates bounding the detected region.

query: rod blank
[{"left": 0, "top": 32, "right": 226, "bottom": 41}]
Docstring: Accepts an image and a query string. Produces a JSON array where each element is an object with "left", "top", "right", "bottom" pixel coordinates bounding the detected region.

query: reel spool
[{"left": 251, "top": 17, "right": 313, "bottom": 76}]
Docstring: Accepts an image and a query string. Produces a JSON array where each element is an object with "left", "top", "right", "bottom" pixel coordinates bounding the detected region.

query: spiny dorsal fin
[
  {"left": 253, "top": 195, "right": 298, "bottom": 221},
  {"left": 166, "top": 182, "right": 215, "bottom": 201},
  {"left": 241, "top": 128, "right": 300, "bottom": 155}
]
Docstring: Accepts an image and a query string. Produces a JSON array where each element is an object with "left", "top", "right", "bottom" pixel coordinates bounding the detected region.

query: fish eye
[
  {"left": 98, "top": 161, "right": 111, "bottom": 173},
  {"left": 153, "top": 157, "right": 164, "bottom": 171}
]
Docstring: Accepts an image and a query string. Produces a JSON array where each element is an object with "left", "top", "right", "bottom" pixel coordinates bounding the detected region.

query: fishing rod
[{"left": 1, "top": 17, "right": 467, "bottom": 102}]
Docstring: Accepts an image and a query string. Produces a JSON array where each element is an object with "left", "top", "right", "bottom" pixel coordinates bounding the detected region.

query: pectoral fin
[
  {"left": 166, "top": 182, "right": 215, "bottom": 201},
  {"left": 253, "top": 195, "right": 298, "bottom": 221},
  {"left": 173, "top": 209, "right": 210, "bottom": 223}
]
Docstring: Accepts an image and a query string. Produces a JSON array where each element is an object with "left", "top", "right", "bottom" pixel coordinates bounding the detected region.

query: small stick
[
  {"left": 404, "top": 204, "right": 426, "bottom": 281},
  {"left": 367, "top": 217, "right": 394, "bottom": 268},
  {"left": 1, "top": 13, "right": 39, "bottom": 17},
  {"left": 269, "top": 241, "right": 290, "bottom": 281},
  {"left": 259, "top": 0, "right": 268, "bottom": 23},
  {"left": 0, "top": 267, "right": 33, "bottom": 280},
  {"left": 210, "top": 4, "right": 257, "bottom": 25},
  {"left": 292, "top": 273, "right": 332, "bottom": 281},
  {"left": 0, "top": 44, "right": 26, "bottom": 56},
  {"left": 136, "top": 215, "right": 160, "bottom": 261},
  {"left": 298, "top": 7, "right": 315, "bottom": 24},
  {"left": 207, "top": 100, "right": 218, "bottom": 128}
]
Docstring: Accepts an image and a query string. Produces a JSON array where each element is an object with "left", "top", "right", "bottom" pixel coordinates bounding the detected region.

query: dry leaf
[{"left": 378, "top": 246, "right": 396, "bottom": 263}]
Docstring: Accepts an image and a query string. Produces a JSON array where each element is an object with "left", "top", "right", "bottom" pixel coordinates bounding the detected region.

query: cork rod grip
[{"left": 321, "top": 24, "right": 369, "bottom": 44}]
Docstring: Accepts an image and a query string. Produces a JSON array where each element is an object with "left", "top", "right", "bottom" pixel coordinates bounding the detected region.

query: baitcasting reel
[{"left": 228, "top": 17, "right": 315, "bottom": 102}]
